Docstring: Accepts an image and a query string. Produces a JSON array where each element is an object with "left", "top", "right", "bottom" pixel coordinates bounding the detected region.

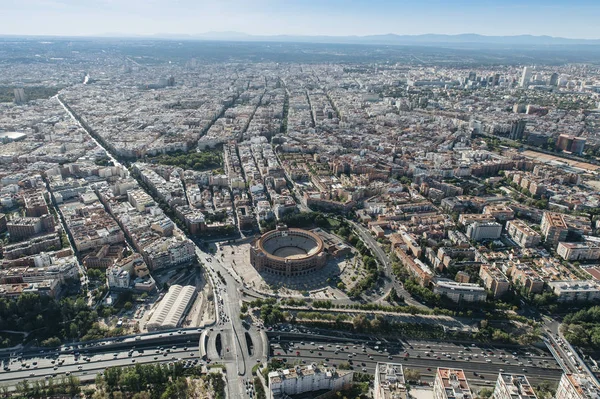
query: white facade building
[
  {"left": 433, "top": 279, "right": 487, "bottom": 303},
  {"left": 555, "top": 373, "right": 600, "bottom": 399},
  {"left": 374, "top": 362, "right": 407, "bottom": 399},
  {"left": 267, "top": 364, "right": 353, "bottom": 399},
  {"left": 466, "top": 222, "right": 502, "bottom": 241},
  {"left": 548, "top": 281, "right": 600, "bottom": 303},
  {"left": 493, "top": 373, "right": 537, "bottom": 399}
]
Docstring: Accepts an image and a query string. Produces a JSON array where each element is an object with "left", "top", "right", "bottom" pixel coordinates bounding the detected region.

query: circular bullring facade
[{"left": 250, "top": 226, "right": 327, "bottom": 277}]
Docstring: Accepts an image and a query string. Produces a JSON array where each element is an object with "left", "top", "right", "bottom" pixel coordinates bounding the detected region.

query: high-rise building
[
  {"left": 13, "top": 88, "right": 27, "bottom": 104},
  {"left": 433, "top": 368, "right": 473, "bottom": 399},
  {"left": 555, "top": 373, "right": 600, "bottom": 399},
  {"left": 493, "top": 373, "right": 537, "bottom": 399},
  {"left": 520, "top": 67, "right": 532, "bottom": 87},
  {"left": 509, "top": 120, "right": 527, "bottom": 140},
  {"left": 374, "top": 362, "right": 407, "bottom": 399},
  {"left": 550, "top": 73, "right": 560, "bottom": 86},
  {"left": 556, "top": 134, "right": 586, "bottom": 155},
  {"left": 493, "top": 73, "right": 501, "bottom": 86}
]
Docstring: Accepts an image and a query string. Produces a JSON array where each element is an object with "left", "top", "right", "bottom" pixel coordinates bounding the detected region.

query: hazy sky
[{"left": 3, "top": 0, "right": 600, "bottom": 38}]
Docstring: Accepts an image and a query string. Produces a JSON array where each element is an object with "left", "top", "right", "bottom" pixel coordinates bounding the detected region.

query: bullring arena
[{"left": 250, "top": 225, "right": 327, "bottom": 277}]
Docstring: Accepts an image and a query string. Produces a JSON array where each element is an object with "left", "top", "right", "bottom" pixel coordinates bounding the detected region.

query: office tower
[
  {"left": 555, "top": 373, "right": 600, "bottom": 399},
  {"left": 571, "top": 137, "right": 586, "bottom": 155},
  {"left": 550, "top": 72, "right": 559, "bottom": 86},
  {"left": 520, "top": 67, "right": 532, "bottom": 87},
  {"left": 493, "top": 73, "right": 500, "bottom": 86},
  {"left": 493, "top": 373, "right": 537, "bottom": 399},
  {"left": 13, "top": 88, "right": 27, "bottom": 104},
  {"left": 468, "top": 72, "right": 476, "bottom": 81},
  {"left": 433, "top": 368, "right": 473, "bottom": 399},
  {"left": 509, "top": 120, "right": 527, "bottom": 140}
]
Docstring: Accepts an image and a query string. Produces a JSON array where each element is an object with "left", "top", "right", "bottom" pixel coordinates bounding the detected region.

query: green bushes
[{"left": 148, "top": 149, "right": 222, "bottom": 171}]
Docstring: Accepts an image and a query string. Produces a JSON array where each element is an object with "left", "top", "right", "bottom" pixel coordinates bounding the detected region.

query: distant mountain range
[{"left": 145, "top": 32, "right": 600, "bottom": 46}]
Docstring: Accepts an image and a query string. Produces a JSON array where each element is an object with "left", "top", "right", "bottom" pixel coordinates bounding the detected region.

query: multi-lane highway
[
  {"left": 195, "top": 247, "right": 269, "bottom": 399},
  {"left": 0, "top": 330, "right": 203, "bottom": 389},
  {"left": 269, "top": 335, "right": 563, "bottom": 388}
]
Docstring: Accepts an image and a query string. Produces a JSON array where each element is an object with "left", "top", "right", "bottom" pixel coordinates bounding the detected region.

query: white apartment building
[
  {"left": 107, "top": 266, "right": 130, "bottom": 289},
  {"left": 493, "top": 373, "right": 537, "bottom": 399},
  {"left": 466, "top": 221, "right": 502, "bottom": 241},
  {"left": 374, "top": 362, "right": 407, "bottom": 399},
  {"left": 555, "top": 373, "right": 600, "bottom": 399},
  {"left": 433, "top": 279, "right": 487, "bottom": 303},
  {"left": 548, "top": 281, "right": 600, "bottom": 303},
  {"left": 267, "top": 364, "right": 353, "bottom": 399}
]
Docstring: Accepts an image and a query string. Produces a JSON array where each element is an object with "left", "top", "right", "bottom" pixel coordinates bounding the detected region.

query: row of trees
[
  {"left": 261, "top": 211, "right": 333, "bottom": 232},
  {"left": 92, "top": 363, "right": 224, "bottom": 399},
  {"left": 3, "top": 375, "right": 80, "bottom": 398}
]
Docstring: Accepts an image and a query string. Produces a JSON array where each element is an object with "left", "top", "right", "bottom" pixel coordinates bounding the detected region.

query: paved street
[{"left": 270, "top": 336, "right": 563, "bottom": 388}]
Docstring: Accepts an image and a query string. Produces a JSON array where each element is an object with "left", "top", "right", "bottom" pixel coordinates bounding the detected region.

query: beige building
[
  {"left": 557, "top": 242, "right": 600, "bottom": 261},
  {"left": 541, "top": 212, "right": 569, "bottom": 247},
  {"left": 479, "top": 264, "right": 510, "bottom": 298},
  {"left": 483, "top": 204, "right": 515, "bottom": 221},
  {"left": 510, "top": 263, "right": 544, "bottom": 295},
  {"left": 506, "top": 219, "right": 541, "bottom": 248},
  {"left": 433, "top": 368, "right": 473, "bottom": 399}
]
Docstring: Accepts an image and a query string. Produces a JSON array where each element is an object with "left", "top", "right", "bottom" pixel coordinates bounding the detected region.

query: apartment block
[
  {"left": 433, "top": 368, "right": 473, "bottom": 399},
  {"left": 506, "top": 219, "right": 541, "bottom": 248},
  {"left": 557, "top": 242, "right": 600, "bottom": 261},
  {"left": 548, "top": 281, "right": 600, "bottom": 303},
  {"left": 458, "top": 213, "right": 496, "bottom": 226},
  {"left": 433, "top": 279, "right": 487, "bottom": 303},
  {"left": 479, "top": 264, "right": 510, "bottom": 298},
  {"left": 555, "top": 373, "right": 600, "bottom": 399},
  {"left": 267, "top": 364, "right": 353, "bottom": 399},
  {"left": 466, "top": 221, "right": 502, "bottom": 241},
  {"left": 510, "top": 263, "right": 544, "bottom": 295},
  {"left": 493, "top": 373, "right": 537, "bottom": 399},
  {"left": 394, "top": 248, "right": 433, "bottom": 286},
  {"left": 483, "top": 204, "right": 515, "bottom": 221},
  {"left": 374, "top": 362, "right": 407, "bottom": 399}
]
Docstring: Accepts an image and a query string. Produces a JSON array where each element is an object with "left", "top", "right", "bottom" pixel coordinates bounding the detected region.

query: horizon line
[{"left": 1, "top": 31, "right": 600, "bottom": 41}]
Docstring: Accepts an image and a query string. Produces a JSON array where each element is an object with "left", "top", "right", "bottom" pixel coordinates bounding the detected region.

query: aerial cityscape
[{"left": 2, "top": 2, "right": 600, "bottom": 399}]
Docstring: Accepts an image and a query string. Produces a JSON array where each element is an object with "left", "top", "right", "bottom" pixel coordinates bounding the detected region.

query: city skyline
[{"left": 3, "top": 0, "right": 600, "bottom": 39}]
